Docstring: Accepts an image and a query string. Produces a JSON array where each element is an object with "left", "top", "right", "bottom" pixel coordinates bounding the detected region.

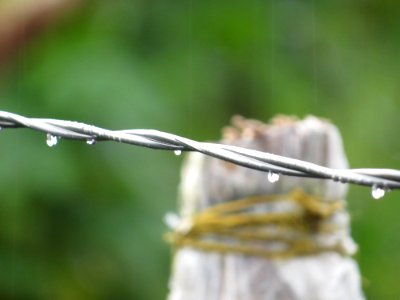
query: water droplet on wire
[
  {"left": 267, "top": 170, "right": 280, "bottom": 183},
  {"left": 174, "top": 150, "right": 182, "bottom": 156},
  {"left": 371, "top": 185, "right": 385, "bottom": 200},
  {"left": 86, "top": 138, "right": 96, "bottom": 145},
  {"left": 46, "top": 134, "right": 58, "bottom": 147}
]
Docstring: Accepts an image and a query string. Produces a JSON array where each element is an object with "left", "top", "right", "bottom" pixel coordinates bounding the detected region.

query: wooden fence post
[{"left": 167, "top": 115, "right": 364, "bottom": 300}]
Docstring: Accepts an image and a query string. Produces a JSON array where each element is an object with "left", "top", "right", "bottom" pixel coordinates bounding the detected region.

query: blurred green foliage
[{"left": 1, "top": 0, "right": 400, "bottom": 299}]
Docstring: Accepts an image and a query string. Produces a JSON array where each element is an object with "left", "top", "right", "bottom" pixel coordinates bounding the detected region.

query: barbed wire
[{"left": 1, "top": 110, "right": 399, "bottom": 197}]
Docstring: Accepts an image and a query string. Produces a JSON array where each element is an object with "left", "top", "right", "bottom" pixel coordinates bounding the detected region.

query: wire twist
[{"left": 1, "top": 111, "right": 399, "bottom": 193}]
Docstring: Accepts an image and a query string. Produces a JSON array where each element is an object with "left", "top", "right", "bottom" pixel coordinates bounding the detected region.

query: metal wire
[{"left": 1, "top": 110, "right": 400, "bottom": 193}]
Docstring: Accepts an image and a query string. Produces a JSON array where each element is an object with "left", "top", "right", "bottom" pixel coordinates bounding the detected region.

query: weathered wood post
[{"left": 167, "top": 115, "right": 364, "bottom": 300}]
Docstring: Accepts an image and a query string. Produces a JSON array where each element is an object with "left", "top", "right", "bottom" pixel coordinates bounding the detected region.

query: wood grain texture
[{"left": 168, "top": 116, "right": 364, "bottom": 300}]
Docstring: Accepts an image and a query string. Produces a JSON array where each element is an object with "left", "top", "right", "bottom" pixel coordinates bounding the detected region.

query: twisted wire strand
[{"left": 1, "top": 110, "right": 400, "bottom": 191}]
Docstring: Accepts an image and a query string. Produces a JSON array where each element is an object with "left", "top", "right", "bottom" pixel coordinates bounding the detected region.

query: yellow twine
[{"left": 165, "top": 189, "right": 348, "bottom": 259}]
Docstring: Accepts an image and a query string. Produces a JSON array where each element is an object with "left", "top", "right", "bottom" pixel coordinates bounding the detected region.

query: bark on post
[{"left": 167, "top": 115, "right": 364, "bottom": 300}]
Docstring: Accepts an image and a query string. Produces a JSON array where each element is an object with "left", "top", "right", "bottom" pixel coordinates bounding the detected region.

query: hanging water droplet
[
  {"left": 46, "top": 134, "right": 58, "bottom": 147},
  {"left": 0, "top": 126, "right": 2, "bottom": 131},
  {"left": 267, "top": 170, "right": 280, "bottom": 183},
  {"left": 174, "top": 150, "right": 182, "bottom": 156},
  {"left": 86, "top": 138, "right": 96, "bottom": 145},
  {"left": 371, "top": 185, "right": 385, "bottom": 200}
]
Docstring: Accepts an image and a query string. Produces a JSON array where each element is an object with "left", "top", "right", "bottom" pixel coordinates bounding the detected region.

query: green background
[{"left": 1, "top": 0, "right": 400, "bottom": 299}]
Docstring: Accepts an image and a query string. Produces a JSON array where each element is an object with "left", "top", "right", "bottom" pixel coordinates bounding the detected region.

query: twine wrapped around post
[{"left": 167, "top": 115, "right": 364, "bottom": 300}]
